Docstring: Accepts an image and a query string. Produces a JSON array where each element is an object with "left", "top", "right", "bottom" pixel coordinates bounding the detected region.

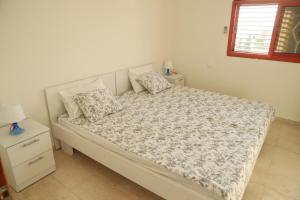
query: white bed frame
[{"left": 45, "top": 64, "right": 221, "bottom": 200}]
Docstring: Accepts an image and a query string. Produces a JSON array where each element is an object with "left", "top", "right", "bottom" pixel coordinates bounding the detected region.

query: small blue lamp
[
  {"left": 0, "top": 104, "right": 26, "bottom": 136},
  {"left": 163, "top": 60, "right": 174, "bottom": 76}
]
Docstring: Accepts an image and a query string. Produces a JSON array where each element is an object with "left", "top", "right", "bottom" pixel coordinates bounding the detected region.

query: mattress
[
  {"left": 58, "top": 115, "right": 219, "bottom": 200},
  {"left": 58, "top": 86, "right": 275, "bottom": 200}
]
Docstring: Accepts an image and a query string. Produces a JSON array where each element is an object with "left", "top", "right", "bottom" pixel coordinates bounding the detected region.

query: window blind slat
[
  {"left": 237, "top": 30, "right": 273, "bottom": 35},
  {"left": 234, "top": 5, "right": 278, "bottom": 54}
]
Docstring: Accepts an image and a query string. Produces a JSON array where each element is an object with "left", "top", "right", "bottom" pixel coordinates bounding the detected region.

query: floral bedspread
[{"left": 60, "top": 86, "right": 275, "bottom": 200}]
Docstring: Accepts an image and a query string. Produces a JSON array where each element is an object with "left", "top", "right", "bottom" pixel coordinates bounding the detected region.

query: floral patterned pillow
[
  {"left": 136, "top": 72, "right": 172, "bottom": 94},
  {"left": 73, "top": 88, "right": 122, "bottom": 123}
]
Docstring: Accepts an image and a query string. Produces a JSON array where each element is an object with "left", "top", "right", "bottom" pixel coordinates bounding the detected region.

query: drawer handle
[
  {"left": 28, "top": 156, "right": 44, "bottom": 166},
  {"left": 22, "top": 139, "right": 40, "bottom": 148}
]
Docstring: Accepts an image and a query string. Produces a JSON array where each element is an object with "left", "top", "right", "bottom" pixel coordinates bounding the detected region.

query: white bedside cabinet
[
  {"left": 164, "top": 74, "right": 185, "bottom": 86},
  {"left": 0, "top": 119, "right": 56, "bottom": 192}
]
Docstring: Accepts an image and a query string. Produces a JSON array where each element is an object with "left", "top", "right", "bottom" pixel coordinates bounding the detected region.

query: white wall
[
  {"left": 1, "top": 0, "right": 299, "bottom": 125},
  {"left": 169, "top": 0, "right": 300, "bottom": 122},
  {"left": 0, "top": 0, "right": 163, "bottom": 126}
]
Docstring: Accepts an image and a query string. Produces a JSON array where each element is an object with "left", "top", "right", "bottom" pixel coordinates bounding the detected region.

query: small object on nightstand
[
  {"left": 163, "top": 60, "right": 174, "bottom": 76},
  {"left": 0, "top": 104, "right": 26, "bottom": 136},
  {"left": 164, "top": 74, "right": 185, "bottom": 86},
  {"left": 0, "top": 119, "right": 56, "bottom": 192}
]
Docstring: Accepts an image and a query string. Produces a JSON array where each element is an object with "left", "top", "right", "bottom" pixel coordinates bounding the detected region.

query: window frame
[{"left": 227, "top": 0, "right": 300, "bottom": 63}]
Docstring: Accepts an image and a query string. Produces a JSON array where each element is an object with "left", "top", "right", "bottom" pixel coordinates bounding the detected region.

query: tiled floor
[{"left": 10, "top": 119, "right": 300, "bottom": 200}]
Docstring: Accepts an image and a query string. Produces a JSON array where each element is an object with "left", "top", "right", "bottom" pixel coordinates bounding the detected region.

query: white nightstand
[
  {"left": 164, "top": 74, "right": 185, "bottom": 86},
  {"left": 0, "top": 119, "right": 56, "bottom": 192}
]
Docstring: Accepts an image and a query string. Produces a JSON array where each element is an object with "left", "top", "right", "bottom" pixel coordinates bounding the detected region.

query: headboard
[{"left": 44, "top": 63, "right": 151, "bottom": 125}]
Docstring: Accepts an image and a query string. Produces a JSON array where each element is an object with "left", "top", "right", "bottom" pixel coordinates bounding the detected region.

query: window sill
[{"left": 227, "top": 51, "right": 300, "bottom": 63}]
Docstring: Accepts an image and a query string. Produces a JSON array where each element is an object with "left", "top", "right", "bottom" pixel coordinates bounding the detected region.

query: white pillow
[
  {"left": 74, "top": 88, "right": 123, "bottom": 123},
  {"left": 59, "top": 78, "right": 106, "bottom": 119},
  {"left": 136, "top": 72, "right": 172, "bottom": 94},
  {"left": 129, "top": 64, "right": 153, "bottom": 93}
]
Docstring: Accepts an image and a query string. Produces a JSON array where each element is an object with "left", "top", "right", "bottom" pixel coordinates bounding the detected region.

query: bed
[{"left": 45, "top": 65, "right": 274, "bottom": 200}]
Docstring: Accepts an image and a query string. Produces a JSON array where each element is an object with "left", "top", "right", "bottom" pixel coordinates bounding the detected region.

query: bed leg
[
  {"left": 54, "top": 138, "right": 61, "bottom": 150},
  {"left": 61, "top": 142, "right": 74, "bottom": 156}
]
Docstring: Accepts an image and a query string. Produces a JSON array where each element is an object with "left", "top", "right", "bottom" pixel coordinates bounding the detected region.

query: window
[{"left": 227, "top": 0, "right": 300, "bottom": 63}]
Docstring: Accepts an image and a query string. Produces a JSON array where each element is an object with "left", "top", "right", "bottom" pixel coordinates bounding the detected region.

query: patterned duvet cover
[{"left": 60, "top": 86, "right": 275, "bottom": 200}]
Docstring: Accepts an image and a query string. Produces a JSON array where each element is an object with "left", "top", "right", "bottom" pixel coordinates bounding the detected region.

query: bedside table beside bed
[
  {"left": 164, "top": 74, "right": 185, "bottom": 86},
  {"left": 0, "top": 119, "right": 56, "bottom": 192}
]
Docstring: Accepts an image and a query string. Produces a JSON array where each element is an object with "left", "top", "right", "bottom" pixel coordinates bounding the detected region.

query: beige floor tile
[
  {"left": 275, "top": 125, "right": 300, "bottom": 154},
  {"left": 95, "top": 165, "right": 128, "bottom": 185},
  {"left": 10, "top": 176, "right": 79, "bottom": 200},
  {"left": 52, "top": 151, "right": 102, "bottom": 189},
  {"left": 266, "top": 157, "right": 300, "bottom": 200},
  {"left": 262, "top": 186, "right": 298, "bottom": 200},
  {"left": 70, "top": 173, "right": 132, "bottom": 200},
  {"left": 257, "top": 172, "right": 300, "bottom": 200},
  {"left": 53, "top": 149, "right": 73, "bottom": 165},
  {"left": 115, "top": 180, "right": 163, "bottom": 200},
  {"left": 251, "top": 145, "right": 300, "bottom": 182},
  {"left": 103, "top": 188, "right": 139, "bottom": 200},
  {"left": 264, "top": 145, "right": 300, "bottom": 164},
  {"left": 254, "top": 146, "right": 272, "bottom": 171},
  {"left": 247, "top": 145, "right": 273, "bottom": 186},
  {"left": 250, "top": 164, "right": 300, "bottom": 200},
  {"left": 243, "top": 182, "right": 265, "bottom": 200},
  {"left": 265, "top": 120, "right": 282, "bottom": 146}
]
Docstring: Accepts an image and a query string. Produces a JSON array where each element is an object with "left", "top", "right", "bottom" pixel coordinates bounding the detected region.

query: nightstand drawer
[
  {"left": 13, "top": 150, "right": 55, "bottom": 185},
  {"left": 8, "top": 132, "right": 52, "bottom": 167},
  {"left": 164, "top": 74, "right": 184, "bottom": 86}
]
